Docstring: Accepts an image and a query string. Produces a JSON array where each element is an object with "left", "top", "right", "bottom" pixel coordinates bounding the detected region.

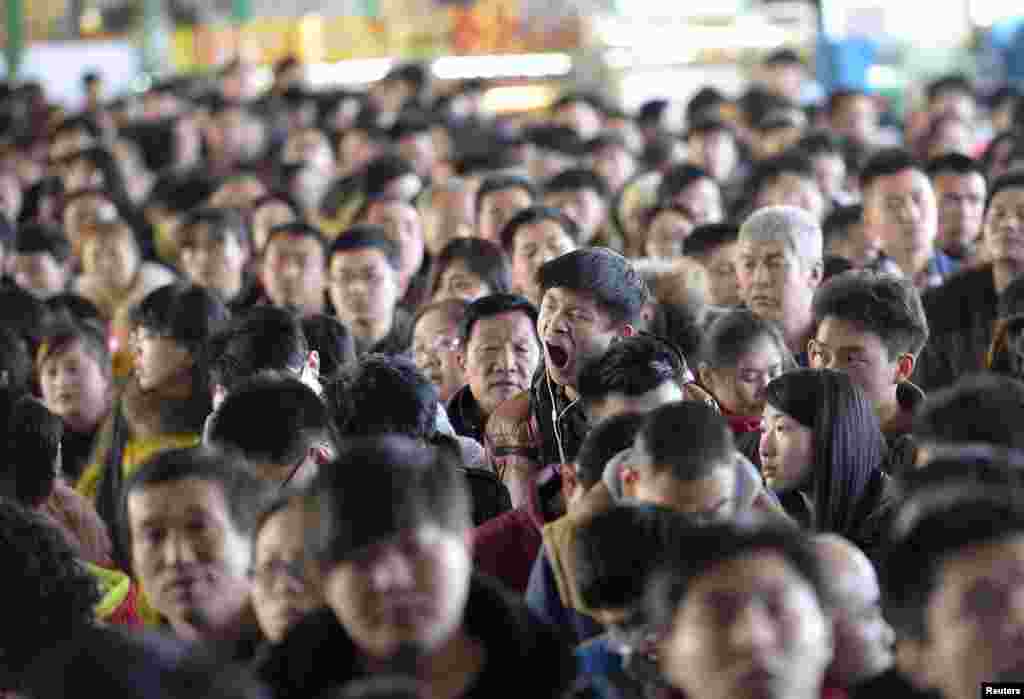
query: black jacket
[
  {"left": 914, "top": 265, "right": 998, "bottom": 391},
  {"left": 255, "top": 574, "right": 576, "bottom": 699},
  {"left": 448, "top": 384, "right": 487, "bottom": 446},
  {"left": 529, "top": 367, "right": 589, "bottom": 468}
]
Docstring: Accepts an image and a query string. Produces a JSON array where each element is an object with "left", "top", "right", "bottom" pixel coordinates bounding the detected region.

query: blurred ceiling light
[
  {"left": 306, "top": 58, "right": 396, "bottom": 87},
  {"left": 481, "top": 85, "right": 558, "bottom": 113},
  {"left": 432, "top": 53, "right": 573, "bottom": 80}
]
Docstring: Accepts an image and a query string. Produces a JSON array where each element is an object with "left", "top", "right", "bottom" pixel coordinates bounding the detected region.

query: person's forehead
[
  {"left": 330, "top": 246, "right": 388, "bottom": 270},
  {"left": 872, "top": 168, "right": 931, "bottom": 195},
  {"left": 933, "top": 171, "right": 986, "bottom": 193},
  {"left": 542, "top": 286, "right": 602, "bottom": 309},
  {"left": 688, "top": 549, "right": 809, "bottom": 602},
  {"left": 128, "top": 476, "right": 230, "bottom": 523},
  {"left": 936, "top": 533, "right": 1024, "bottom": 594},
  {"left": 518, "top": 219, "right": 569, "bottom": 243},
  {"left": 815, "top": 316, "right": 886, "bottom": 351},
  {"left": 735, "top": 338, "right": 783, "bottom": 366},
  {"left": 737, "top": 238, "right": 794, "bottom": 258},
  {"left": 268, "top": 233, "right": 323, "bottom": 255},
  {"left": 487, "top": 185, "right": 532, "bottom": 205},
  {"left": 413, "top": 309, "right": 458, "bottom": 337},
  {"left": 989, "top": 186, "right": 1024, "bottom": 208},
  {"left": 469, "top": 310, "right": 535, "bottom": 343}
]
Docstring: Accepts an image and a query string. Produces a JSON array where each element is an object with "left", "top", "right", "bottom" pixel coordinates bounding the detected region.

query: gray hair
[{"left": 739, "top": 205, "right": 823, "bottom": 268}]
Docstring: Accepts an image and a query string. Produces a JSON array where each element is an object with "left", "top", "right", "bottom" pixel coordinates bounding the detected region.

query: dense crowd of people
[{"left": 1, "top": 46, "right": 1024, "bottom": 699}]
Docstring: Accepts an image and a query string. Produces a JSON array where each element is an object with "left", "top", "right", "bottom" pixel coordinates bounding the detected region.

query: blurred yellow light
[{"left": 481, "top": 85, "right": 558, "bottom": 114}]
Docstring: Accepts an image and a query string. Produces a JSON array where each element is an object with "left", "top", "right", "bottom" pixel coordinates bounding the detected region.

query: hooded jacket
[{"left": 255, "top": 574, "right": 576, "bottom": 699}]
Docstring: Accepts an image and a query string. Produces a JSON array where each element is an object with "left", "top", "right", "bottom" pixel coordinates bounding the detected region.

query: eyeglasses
[{"left": 411, "top": 336, "right": 461, "bottom": 363}]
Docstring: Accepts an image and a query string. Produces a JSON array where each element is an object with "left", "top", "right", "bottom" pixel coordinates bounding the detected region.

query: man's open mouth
[{"left": 546, "top": 342, "right": 570, "bottom": 370}]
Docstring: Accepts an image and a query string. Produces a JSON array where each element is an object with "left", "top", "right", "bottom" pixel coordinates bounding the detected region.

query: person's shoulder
[
  {"left": 254, "top": 607, "right": 354, "bottom": 697},
  {"left": 921, "top": 264, "right": 995, "bottom": 332}
]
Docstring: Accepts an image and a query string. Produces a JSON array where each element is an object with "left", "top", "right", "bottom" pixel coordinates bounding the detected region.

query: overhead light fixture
[
  {"left": 305, "top": 58, "right": 396, "bottom": 87},
  {"left": 481, "top": 85, "right": 559, "bottom": 113},
  {"left": 431, "top": 53, "right": 573, "bottom": 81}
]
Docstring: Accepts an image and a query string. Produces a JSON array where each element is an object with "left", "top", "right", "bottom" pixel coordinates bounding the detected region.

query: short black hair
[
  {"left": 122, "top": 447, "right": 272, "bottom": 561},
  {"left": 0, "top": 499, "right": 99, "bottom": 689},
  {"left": 177, "top": 207, "right": 250, "bottom": 250},
  {"left": 796, "top": 129, "right": 844, "bottom": 160},
  {"left": 686, "top": 118, "right": 735, "bottom": 142},
  {"left": 315, "top": 435, "right": 470, "bottom": 566},
  {"left": 2, "top": 396, "right": 62, "bottom": 507},
  {"left": 523, "top": 123, "right": 582, "bottom": 156},
  {"left": 538, "top": 248, "right": 648, "bottom": 325},
  {"left": 925, "top": 151, "right": 985, "bottom": 180},
  {"left": 657, "top": 164, "right": 713, "bottom": 203},
  {"left": 859, "top": 148, "right": 924, "bottom": 193},
  {"left": 985, "top": 170, "right": 1024, "bottom": 214},
  {"left": 327, "top": 354, "right": 438, "bottom": 441},
  {"left": 13, "top": 223, "right": 71, "bottom": 263},
  {"left": 763, "top": 48, "right": 804, "bottom": 67},
  {"left": 265, "top": 221, "right": 327, "bottom": 255},
  {"left": 638, "top": 401, "right": 735, "bottom": 481},
  {"left": 0, "top": 326, "right": 34, "bottom": 398},
  {"left": 575, "top": 503, "right": 697, "bottom": 613},
  {"left": 926, "top": 73, "right": 974, "bottom": 104},
  {"left": 301, "top": 314, "right": 356, "bottom": 380},
  {"left": 883, "top": 488, "right": 1024, "bottom": 640},
  {"left": 687, "top": 87, "right": 728, "bottom": 125},
  {"left": 207, "top": 375, "right": 331, "bottom": 468},
  {"left": 498, "top": 205, "right": 579, "bottom": 255},
  {"left": 475, "top": 174, "right": 538, "bottom": 221},
  {"left": 129, "top": 283, "right": 231, "bottom": 358},
  {"left": 746, "top": 152, "right": 816, "bottom": 201},
  {"left": 36, "top": 319, "right": 111, "bottom": 379},
  {"left": 822, "top": 204, "right": 863, "bottom": 249},
  {"left": 913, "top": 373, "right": 1024, "bottom": 451},
  {"left": 543, "top": 168, "right": 610, "bottom": 201},
  {"left": 328, "top": 223, "right": 401, "bottom": 270},
  {"left": 44, "top": 293, "right": 103, "bottom": 327},
  {"left": 429, "top": 238, "right": 511, "bottom": 299},
  {"left": 207, "top": 306, "right": 309, "bottom": 393},
  {"left": 460, "top": 293, "right": 539, "bottom": 346},
  {"left": 682, "top": 222, "right": 739, "bottom": 259},
  {"left": 647, "top": 523, "right": 827, "bottom": 634},
  {"left": 812, "top": 269, "right": 930, "bottom": 358},
  {"left": 575, "top": 412, "right": 645, "bottom": 490},
  {"left": 577, "top": 334, "right": 686, "bottom": 409},
  {"left": 701, "top": 308, "right": 790, "bottom": 371}
]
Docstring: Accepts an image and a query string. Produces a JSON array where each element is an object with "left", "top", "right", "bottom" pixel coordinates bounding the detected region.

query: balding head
[
  {"left": 813, "top": 534, "right": 895, "bottom": 687},
  {"left": 740, "top": 205, "right": 823, "bottom": 268}
]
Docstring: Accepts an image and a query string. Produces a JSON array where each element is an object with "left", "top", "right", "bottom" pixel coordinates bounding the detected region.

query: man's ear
[
  {"left": 895, "top": 353, "right": 916, "bottom": 383},
  {"left": 697, "top": 364, "right": 715, "bottom": 391},
  {"left": 808, "top": 259, "right": 824, "bottom": 289},
  {"left": 456, "top": 350, "right": 467, "bottom": 372}
]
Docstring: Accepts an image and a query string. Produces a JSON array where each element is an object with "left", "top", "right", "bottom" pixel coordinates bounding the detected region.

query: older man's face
[{"left": 736, "top": 239, "right": 819, "bottom": 329}]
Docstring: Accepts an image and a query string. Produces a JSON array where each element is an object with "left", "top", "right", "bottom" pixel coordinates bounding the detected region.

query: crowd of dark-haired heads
[{"left": 3, "top": 54, "right": 1024, "bottom": 699}]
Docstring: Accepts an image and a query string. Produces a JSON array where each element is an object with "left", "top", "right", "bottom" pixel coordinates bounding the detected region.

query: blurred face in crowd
[
  {"left": 10, "top": 250, "right": 69, "bottom": 299},
  {"left": 338, "top": 128, "right": 384, "bottom": 176},
  {"left": 810, "top": 316, "right": 909, "bottom": 415},
  {"left": 757, "top": 174, "right": 826, "bottom": 223},
  {"left": 510, "top": 219, "right": 576, "bottom": 305},
  {"left": 128, "top": 478, "right": 252, "bottom": 640},
  {"left": 82, "top": 224, "right": 140, "bottom": 291},
  {"left": 589, "top": 143, "right": 636, "bottom": 193},
  {"left": 669, "top": 177, "right": 723, "bottom": 226},
  {"left": 262, "top": 232, "right": 326, "bottom": 316},
  {"left": 624, "top": 434, "right": 737, "bottom": 521},
  {"left": 930, "top": 89, "right": 976, "bottom": 125},
  {"left": 661, "top": 550, "right": 833, "bottom": 699},
  {"left": 50, "top": 126, "right": 96, "bottom": 164},
  {"left": 366, "top": 199, "right": 425, "bottom": 294},
  {"left": 811, "top": 154, "right": 846, "bottom": 207},
  {"left": 688, "top": 128, "right": 739, "bottom": 183},
  {"left": 645, "top": 209, "right": 695, "bottom": 261},
  {"left": 412, "top": 309, "right": 465, "bottom": 404},
  {"left": 763, "top": 62, "right": 806, "bottom": 103},
  {"left": 985, "top": 185, "right": 1024, "bottom": 269},
  {"left": 283, "top": 128, "right": 335, "bottom": 174},
  {"left": 538, "top": 287, "right": 628, "bottom": 391},
  {"left": 700, "top": 335, "right": 785, "bottom": 418},
  {"left": 423, "top": 186, "right": 475, "bottom": 257},
  {"left": 251, "top": 200, "right": 297, "bottom": 255},
  {"left": 210, "top": 176, "right": 268, "bottom": 210},
  {"left": 862, "top": 168, "right": 938, "bottom": 272},
  {"left": 433, "top": 261, "right": 491, "bottom": 304},
  {"left": 323, "top": 522, "right": 472, "bottom": 660},
  {"left": 933, "top": 170, "right": 986, "bottom": 256},
  {"left": 759, "top": 403, "right": 814, "bottom": 492},
  {"left": 699, "top": 242, "right": 742, "bottom": 307},
  {"left": 927, "top": 118, "right": 974, "bottom": 160},
  {"left": 830, "top": 94, "right": 878, "bottom": 148},
  {"left": 39, "top": 339, "right": 111, "bottom": 434},
  {"left": 398, "top": 131, "right": 437, "bottom": 180},
  {"left": 180, "top": 222, "right": 250, "bottom": 302},
  {"left": 460, "top": 310, "right": 541, "bottom": 417},
  {"left": 553, "top": 100, "right": 603, "bottom": 140},
  {"left": 828, "top": 220, "right": 881, "bottom": 269},
  {"left": 477, "top": 186, "right": 533, "bottom": 246},
  {"left": 814, "top": 537, "right": 894, "bottom": 687},
  {"left": 329, "top": 247, "right": 399, "bottom": 346},
  {"left": 736, "top": 239, "right": 820, "bottom": 337},
  {"left": 909, "top": 534, "right": 1024, "bottom": 699},
  {"left": 250, "top": 501, "right": 323, "bottom": 644},
  {"left": 544, "top": 187, "right": 607, "bottom": 245},
  {"left": 61, "top": 157, "right": 104, "bottom": 194}
]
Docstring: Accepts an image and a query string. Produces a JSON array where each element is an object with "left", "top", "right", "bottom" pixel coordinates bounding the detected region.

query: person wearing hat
[{"left": 256, "top": 435, "right": 575, "bottom": 699}]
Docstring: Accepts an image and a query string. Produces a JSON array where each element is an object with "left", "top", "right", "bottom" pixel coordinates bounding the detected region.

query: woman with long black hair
[{"left": 759, "top": 368, "right": 893, "bottom": 559}]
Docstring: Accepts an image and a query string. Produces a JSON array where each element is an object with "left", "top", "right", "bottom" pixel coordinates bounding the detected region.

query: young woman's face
[
  {"left": 759, "top": 403, "right": 814, "bottom": 492},
  {"left": 703, "top": 337, "right": 785, "bottom": 417},
  {"left": 432, "top": 261, "right": 490, "bottom": 303},
  {"left": 84, "top": 230, "right": 140, "bottom": 290},
  {"left": 39, "top": 340, "right": 112, "bottom": 433},
  {"left": 132, "top": 327, "right": 194, "bottom": 391}
]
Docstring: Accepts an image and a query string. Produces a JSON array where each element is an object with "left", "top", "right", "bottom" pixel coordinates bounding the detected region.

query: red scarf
[{"left": 722, "top": 408, "right": 762, "bottom": 435}]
